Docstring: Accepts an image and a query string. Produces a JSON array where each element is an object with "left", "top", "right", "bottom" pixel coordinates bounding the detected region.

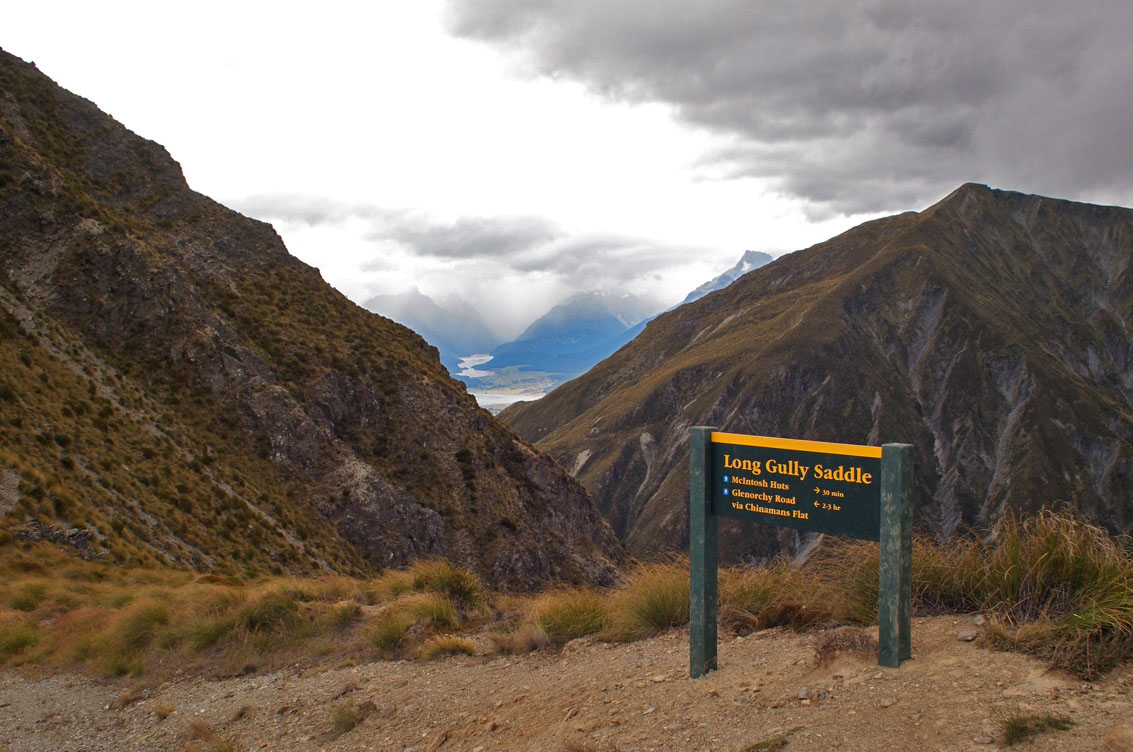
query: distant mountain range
[
  {"left": 500, "top": 184, "right": 1132, "bottom": 562},
  {"left": 457, "top": 291, "right": 663, "bottom": 393},
  {"left": 0, "top": 49, "right": 621, "bottom": 588},
  {"left": 362, "top": 288, "right": 499, "bottom": 372},
  {"left": 680, "top": 250, "right": 773, "bottom": 306},
  {"left": 363, "top": 252, "right": 773, "bottom": 397}
]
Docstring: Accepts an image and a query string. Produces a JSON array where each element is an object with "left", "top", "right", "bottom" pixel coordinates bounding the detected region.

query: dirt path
[{"left": 2, "top": 616, "right": 1129, "bottom": 751}]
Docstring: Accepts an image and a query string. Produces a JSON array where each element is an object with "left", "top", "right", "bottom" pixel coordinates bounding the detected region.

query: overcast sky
[{"left": 5, "top": 1, "right": 1131, "bottom": 338}]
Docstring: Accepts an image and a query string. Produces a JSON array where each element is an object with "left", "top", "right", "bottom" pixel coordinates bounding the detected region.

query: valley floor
[{"left": 1, "top": 616, "right": 1129, "bottom": 752}]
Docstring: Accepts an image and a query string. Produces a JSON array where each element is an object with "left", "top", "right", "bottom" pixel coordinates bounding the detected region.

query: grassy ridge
[{"left": 0, "top": 512, "right": 1128, "bottom": 679}]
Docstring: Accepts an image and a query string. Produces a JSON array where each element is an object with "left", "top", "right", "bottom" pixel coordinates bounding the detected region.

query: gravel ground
[{"left": 1, "top": 616, "right": 1129, "bottom": 752}]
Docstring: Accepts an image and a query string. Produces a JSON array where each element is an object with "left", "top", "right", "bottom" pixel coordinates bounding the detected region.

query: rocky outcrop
[
  {"left": 502, "top": 184, "right": 1131, "bottom": 561},
  {"left": 0, "top": 49, "right": 621, "bottom": 587}
]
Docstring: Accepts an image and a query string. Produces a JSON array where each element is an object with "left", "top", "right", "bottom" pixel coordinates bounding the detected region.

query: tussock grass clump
[
  {"left": 720, "top": 560, "right": 828, "bottom": 631},
  {"left": 111, "top": 599, "right": 170, "bottom": 653},
  {"left": 813, "top": 626, "right": 878, "bottom": 665},
  {"left": 236, "top": 590, "right": 299, "bottom": 635},
  {"left": 328, "top": 601, "right": 361, "bottom": 628},
  {"left": 101, "top": 599, "right": 169, "bottom": 674},
  {"left": 363, "top": 591, "right": 462, "bottom": 656},
  {"left": 402, "top": 592, "right": 457, "bottom": 628},
  {"left": 366, "top": 570, "right": 415, "bottom": 604},
  {"left": 607, "top": 562, "right": 689, "bottom": 641},
  {"left": 418, "top": 634, "right": 476, "bottom": 659},
  {"left": 0, "top": 616, "right": 39, "bottom": 659},
  {"left": 364, "top": 610, "right": 415, "bottom": 653},
  {"left": 408, "top": 559, "right": 487, "bottom": 610},
  {"left": 935, "top": 512, "right": 1131, "bottom": 677},
  {"left": 206, "top": 737, "right": 249, "bottom": 752},
  {"left": 802, "top": 511, "right": 1131, "bottom": 677},
  {"left": 8, "top": 581, "right": 47, "bottom": 612},
  {"left": 809, "top": 540, "right": 879, "bottom": 625},
  {"left": 528, "top": 589, "right": 609, "bottom": 643},
  {"left": 490, "top": 623, "right": 552, "bottom": 654},
  {"left": 331, "top": 703, "right": 358, "bottom": 734},
  {"left": 998, "top": 711, "right": 1074, "bottom": 746}
]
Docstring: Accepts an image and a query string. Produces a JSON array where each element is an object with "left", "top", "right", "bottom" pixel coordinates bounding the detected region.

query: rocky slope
[
  {"left": 0, "top": 49, "right": 621, "bottom": 587},
  {"left": 501, "top": 185, "right": 1131, "bottom": 560}
]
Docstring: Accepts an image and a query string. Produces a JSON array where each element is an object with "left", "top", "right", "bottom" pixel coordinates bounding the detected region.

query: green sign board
[
  {"left": 689, "top": 427, "right": 913, "bottom": 678},
  {"left": 711, "top": 432, "right": 882, "bottom": 541}
]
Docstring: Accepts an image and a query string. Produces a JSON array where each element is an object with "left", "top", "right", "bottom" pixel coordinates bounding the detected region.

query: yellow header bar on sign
[{"left": 710, "top": 432, "right": 883, "bottom": 459}]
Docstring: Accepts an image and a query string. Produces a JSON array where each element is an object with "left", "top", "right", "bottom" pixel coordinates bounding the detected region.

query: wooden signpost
[{"left": 690, "top": 427, "right": 912, "bottom": 677}]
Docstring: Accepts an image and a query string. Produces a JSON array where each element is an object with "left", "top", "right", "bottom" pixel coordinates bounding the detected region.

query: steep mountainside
[
  {"left": 362, "top": 288, "right": 498, "bottom": 373},
  {"left": 501, "top": 185, "right": 1131, "bottom": 560},
  {"left": 0, "top": 50, "right": 621, "bottom": 587},
  {"left": 680, "top": 249, "right": 774, "bottom": 306}
]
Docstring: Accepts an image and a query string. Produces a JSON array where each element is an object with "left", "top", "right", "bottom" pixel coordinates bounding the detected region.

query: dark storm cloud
[
  {"left": 375, "top": 214, "right": 560, "bottom": 260},
  {"left": 236, "top": 193, "right": 701, "bottom": 287},
  {"left": 382, "top": 216, "right": 704, "bottom": 288},
  {"left": 510, "top": 235, "right": 702, "bottom": 280},
  {"left": 446, "top": 0, "right": 1133, "bottom": 214}
]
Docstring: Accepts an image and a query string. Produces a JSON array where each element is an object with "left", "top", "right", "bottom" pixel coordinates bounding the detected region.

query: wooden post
[
  {"left": 689, "top": 426, "right": 718, "bottom": 678},
  {"left": 878, "top": 442, "right": 913, "bottom": 667}
]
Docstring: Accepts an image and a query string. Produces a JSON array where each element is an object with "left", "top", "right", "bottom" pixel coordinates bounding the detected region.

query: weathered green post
[
  {"left": 878, "top": 443, "right": 913, "bottom": 667},
  {"left": 689, "top": 430, "right": 913, "bottom": 676},
  {"left": 689, "top": 425, "right": 718, "bottom": 678}
]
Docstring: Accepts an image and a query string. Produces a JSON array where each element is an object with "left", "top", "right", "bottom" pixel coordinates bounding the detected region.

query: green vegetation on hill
[{"left": 0, "top": 296, "right": 365, "bottom": 575}]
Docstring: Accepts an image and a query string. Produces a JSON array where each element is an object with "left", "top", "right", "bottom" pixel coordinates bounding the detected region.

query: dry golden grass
[
  {"left": 0, "top": 511, "right": 1127, "bottom": 680},
  {"left": 527, "top": 588, "right": 610, "bottom": 643},
  {"left": 418, "top": 634, "right": 476, "bottom": 659},
  {"left": 489, "top": 622, "right": 552, "bottom": 654},
  {"left": 606, "top": 562, "right": 690, "bottom": 641}
]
